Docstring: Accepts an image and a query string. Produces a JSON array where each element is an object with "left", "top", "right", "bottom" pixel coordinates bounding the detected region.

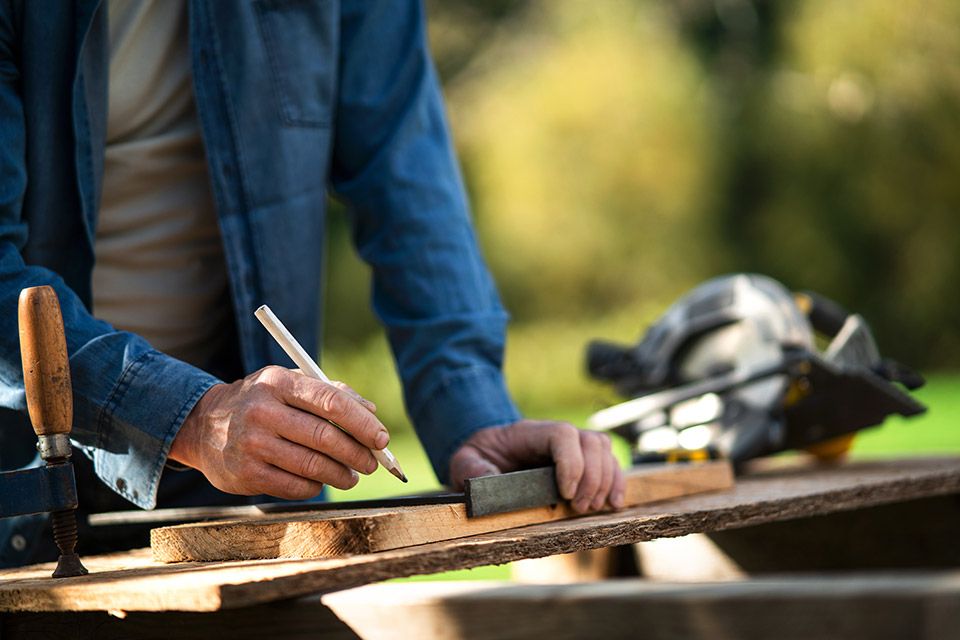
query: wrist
[{"left": 169, "top": 382, "right": 226, "bottom": 467}]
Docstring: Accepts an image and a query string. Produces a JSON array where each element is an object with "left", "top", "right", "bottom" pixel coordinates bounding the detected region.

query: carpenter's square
[{"left": 89, "top": 466, "right": 563, "bottom": 529}]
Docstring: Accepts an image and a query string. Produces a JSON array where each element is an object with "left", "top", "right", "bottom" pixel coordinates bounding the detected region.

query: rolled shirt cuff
[{"left": 85, "top": 350, "right": 220, "bottom": 509}]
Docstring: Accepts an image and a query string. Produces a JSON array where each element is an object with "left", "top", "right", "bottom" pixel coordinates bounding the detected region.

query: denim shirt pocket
[{"left": 254, "top": 0, "right": 338, "bottom": 128}]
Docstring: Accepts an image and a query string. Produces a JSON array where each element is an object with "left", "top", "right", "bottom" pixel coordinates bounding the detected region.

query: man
[{"left": 0, "top": 0, "right": 623, "bottom": 566}]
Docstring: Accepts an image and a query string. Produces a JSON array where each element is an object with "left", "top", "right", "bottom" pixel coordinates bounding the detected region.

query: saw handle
[
  {"left": 18, "top": 286, "right": 73, "bottom": 438},
  {"left": 796, "top": 290, "right": 851, "bottom": 338}
]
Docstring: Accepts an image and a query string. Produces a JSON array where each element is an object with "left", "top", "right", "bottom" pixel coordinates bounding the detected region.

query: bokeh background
[{"left": 324, "top": 0, "right": 960, "bottom": 503}]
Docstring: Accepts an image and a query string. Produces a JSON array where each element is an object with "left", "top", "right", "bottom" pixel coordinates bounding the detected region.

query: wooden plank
[
  {"left": 0, "top": 456, "right": 958, "bottom": 613},
  {"left": 707, "top": 492, "right": 960, "bottom": 572},
  {"left": 320, "top": 574, "right": 960, "bottom": 640},
  {"left": 1, "top": 595, "right": 358, "bottom": 640},
  {"left": 150, "top": 461, "right": 734, "bottom": 563},
  {"left": 5, "top": 573, "right": 959, "bottom": 640}
]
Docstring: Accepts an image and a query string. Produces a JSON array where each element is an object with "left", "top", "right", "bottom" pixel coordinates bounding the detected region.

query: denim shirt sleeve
[
  {"left": 330, "top": 0, "right": 521, "bottom": 484},
  {"left": 0, "top": 267, "right": 220, "bottom": 510},
  {"left": 0, "top": 14, "right": 219, "bottom": 508}
]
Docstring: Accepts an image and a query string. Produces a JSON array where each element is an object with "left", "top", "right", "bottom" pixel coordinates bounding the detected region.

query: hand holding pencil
[
  {"left": 169, "top": 309, "right": 405, "bottom": 500},
  {"left": 254, "top": 305, "right": 407, "bottom": 483}
]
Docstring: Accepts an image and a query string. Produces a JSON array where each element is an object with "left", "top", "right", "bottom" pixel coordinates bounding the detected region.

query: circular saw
[{"left": 585, "top": 274, "right": 926, "bottom": 466}]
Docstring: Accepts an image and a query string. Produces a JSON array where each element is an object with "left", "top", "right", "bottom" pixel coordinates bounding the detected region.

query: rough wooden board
[
  {"left": 1, "top": 457, "right": 959, "bottom": 613},
  {"left": 5, "top": 574, "right": 960, "bottom": 640},
  {"left": 151, "top": 461, "right": 734, "bottom": 562}
]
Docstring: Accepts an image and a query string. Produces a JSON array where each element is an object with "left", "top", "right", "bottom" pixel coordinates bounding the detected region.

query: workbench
[{"left": 2, "top": 456, "right": 959, "bottom": 639}]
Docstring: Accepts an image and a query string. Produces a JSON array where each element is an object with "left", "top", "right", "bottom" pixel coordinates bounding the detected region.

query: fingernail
[
  {"left": 375, "top": 430, "right": 389, "bottom": 450},
  {"left": 573, "top": 499, "right": 589, "bottom": 513},
  {"left": 350, "top": 469, "right": 360, "bottom": 483},
  {"left": 564, "top": 481, "right": 578, "bottom": 500}
]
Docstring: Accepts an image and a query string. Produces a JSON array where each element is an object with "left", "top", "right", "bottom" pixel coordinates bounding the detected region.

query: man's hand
[
  {"left": 448, "top": 420, "right": 625, "bottom": 513},
  {"left": 170, "top": 366, "right": 389, "bottom": 500}
]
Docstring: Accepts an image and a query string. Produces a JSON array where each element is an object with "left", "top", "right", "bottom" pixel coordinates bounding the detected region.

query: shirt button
[{"left": 10, "top": 534, "right": 26, "bottom": 552}]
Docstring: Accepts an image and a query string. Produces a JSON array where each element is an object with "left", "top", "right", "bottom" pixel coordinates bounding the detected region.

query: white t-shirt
[{"left": 93, "top": 0, "right": 231, "bottom": 368}]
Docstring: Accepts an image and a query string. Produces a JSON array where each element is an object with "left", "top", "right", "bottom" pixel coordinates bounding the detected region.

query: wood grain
[
  {"left": 150, "top": 461, "right": 734, "bottom": 563},
  {"left": 1, "top": 457, "right": 958, "bottom": 613},
  {"left": 17, "top": 286, "right": 72, "bottom": 437}
]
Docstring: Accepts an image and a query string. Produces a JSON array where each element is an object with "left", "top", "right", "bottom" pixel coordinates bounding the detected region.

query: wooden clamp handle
[{"left": 18, "top": 286, "right": 73, "bottom": 437}]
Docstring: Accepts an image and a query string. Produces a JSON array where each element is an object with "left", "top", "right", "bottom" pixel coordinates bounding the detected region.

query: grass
[
  {"left": 327, "top": 372, "right": 959, "bottom": 582},
  {"left": 849, "top": 372, "right": 960, "bottom": 455}
]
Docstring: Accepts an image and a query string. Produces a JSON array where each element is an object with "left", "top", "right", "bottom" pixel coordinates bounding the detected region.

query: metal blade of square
[{"left": 464, "top": 466, "right": 561, "bottom": 517}]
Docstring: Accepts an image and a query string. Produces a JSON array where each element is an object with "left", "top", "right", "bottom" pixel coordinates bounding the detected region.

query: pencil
[{"left": 254, "top": 305, "right": 408, "bottom": 483}]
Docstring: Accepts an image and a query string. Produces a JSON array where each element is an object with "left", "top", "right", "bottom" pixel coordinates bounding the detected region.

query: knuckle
[
  {"left": 331, "top": 468, "right": 358, "bottom": 490},
  {"left": 251, "top": 366, "right": 275, "bottom": 384},
  {"left": 243, "top": 463, "right": 269, "bottom": 494},
  {"left": 241, "top": 401, "right": 269, "bottom": 425},
  {"left": 282, "top": 477, "right": 310, "bottom": 500},
  {"left": 250, "top": 366, "right": 290, "bottom": 393},
  {"left": 317, "top": 386, "right": 346, "bottom": 417},
  {"left": 261, "top": 365, "right": 286, "bottom": 380},
  {"left": 360, "top": 451, "right": 378, "bottom": 474},
  {"left": 581, "top": 466, "right": 601, "bottom": 490},
  {"left": 311, "top": 420, "right": 337, "bottom": 452},
  {"left": 298, "top": 450, "right": 326, "bottom": 480},
  {"left": 558, "top": 423, "right": 580, "bottom": 439},
  {"left": 602, "top": 466, "right": 616, "bottom": 488},
  {"left": 551, "top": 423, "right": 581, "bottom": 448},
  {"left": 246, "top": 378, "right": 272, "bottom": 397}
]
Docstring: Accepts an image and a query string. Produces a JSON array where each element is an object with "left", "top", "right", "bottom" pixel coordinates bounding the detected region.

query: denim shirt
[{"left": 0, "top": 0, "right": 520, "bottom": 557}]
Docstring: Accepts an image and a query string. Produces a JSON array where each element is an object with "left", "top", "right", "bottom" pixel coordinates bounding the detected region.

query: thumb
[{"left": 449, "top": 446, "right": 502, "bottom": 490}]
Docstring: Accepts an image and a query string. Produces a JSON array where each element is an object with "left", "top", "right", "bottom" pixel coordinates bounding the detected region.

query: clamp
[{"left": 0, "top": 286, "right": 87, "bottom": 577}]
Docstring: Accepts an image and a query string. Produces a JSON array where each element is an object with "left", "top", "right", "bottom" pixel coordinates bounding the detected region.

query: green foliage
[
  {"left": 448, "top": 2, "right": 720, "bottom": 321},
  {"left": 322, "top": 0, "right": 960, "bottom": 439},
  {"left": 712, "top": 0, "right": 960, "bottom": 366}
]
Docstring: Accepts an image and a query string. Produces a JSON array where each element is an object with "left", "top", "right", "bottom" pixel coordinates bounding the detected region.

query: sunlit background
[{"left": 323, "top": 0, "right": 960, "bottom": 505}]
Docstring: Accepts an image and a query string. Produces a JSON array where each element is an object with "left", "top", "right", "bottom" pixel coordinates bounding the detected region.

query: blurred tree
[
  {"left": 426, "top": 0, "right": 532, "bottom": 83},
  {"left": 448, "top": 2, "right": 719, "bottom": 322},
  {"left": 324, "top": 0, "right": 960, "bottom": 384},
  {"left": 672, "top": 0, "right": 960, "bottom": 366},
  {"left": 669, "top": 0, "right": 786, "bottom": 272},
  {"left": 772, "top": 0, "right": 960, "bottom": 366}
]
